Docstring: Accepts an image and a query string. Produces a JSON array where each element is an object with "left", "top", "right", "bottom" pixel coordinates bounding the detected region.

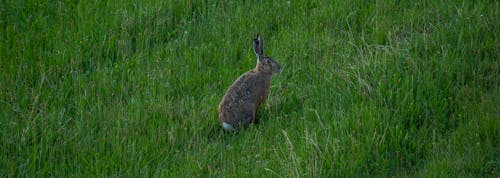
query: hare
[{"left": 218, "top": 33, "right": 281, "bottom": 131}]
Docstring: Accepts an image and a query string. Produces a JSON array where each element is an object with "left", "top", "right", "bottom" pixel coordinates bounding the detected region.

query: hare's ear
[{"left": 253, "top": 33, "right": 263, "bottom": 59}]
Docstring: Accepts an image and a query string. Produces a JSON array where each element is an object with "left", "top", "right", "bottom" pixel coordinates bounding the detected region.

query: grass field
[{"left": 1, "top": 0, "right": 498, "bottom": 177}]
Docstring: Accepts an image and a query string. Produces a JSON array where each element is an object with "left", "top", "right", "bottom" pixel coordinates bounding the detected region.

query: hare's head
[{"left": 253, "top": 33, "right": 281, "bottom": 74}]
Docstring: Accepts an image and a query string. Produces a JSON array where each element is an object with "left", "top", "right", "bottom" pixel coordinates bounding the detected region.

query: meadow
[{"left": 0, "top": 0, "right": 498, "bottom": 177}]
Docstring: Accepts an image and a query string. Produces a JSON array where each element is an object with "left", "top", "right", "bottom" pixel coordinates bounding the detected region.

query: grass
[{"left": 0, "top": 0, "right": 498, "bottom": 177}]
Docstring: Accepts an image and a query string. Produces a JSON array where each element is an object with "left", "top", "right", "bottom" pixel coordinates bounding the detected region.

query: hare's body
[
  {"left": 219, "top": 70, "right": 272, "bottom": 130},
  {"left": 218, "top": 33, "right": 280, "bottom": 131}
]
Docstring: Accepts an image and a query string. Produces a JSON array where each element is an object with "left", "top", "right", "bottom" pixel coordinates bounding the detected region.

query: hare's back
[{"left": 221, "top": 72, "right": 259, "bottom": 105}]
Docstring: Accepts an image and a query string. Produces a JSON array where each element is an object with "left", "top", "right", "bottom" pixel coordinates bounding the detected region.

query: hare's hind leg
[
  {"left": 244, "top": 112, "right": 255, "bottom": 124},
  {"left": 241, "top": 107, "right": 257, "bottom": 128}
]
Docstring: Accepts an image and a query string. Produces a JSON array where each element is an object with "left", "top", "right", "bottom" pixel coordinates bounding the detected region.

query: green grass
[{"left": 1, "top": 0, "right": 498, "bottom": 177}]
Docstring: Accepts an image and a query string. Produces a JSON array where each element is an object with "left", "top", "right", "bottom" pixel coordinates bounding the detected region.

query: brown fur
[{"left": 218, "top": 33, "right": 280, "bottom": 131}]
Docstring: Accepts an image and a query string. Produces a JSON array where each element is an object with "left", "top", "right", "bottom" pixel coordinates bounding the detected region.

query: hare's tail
[{"left": 221, "top": 122, "right": 235, "bottom": 131}]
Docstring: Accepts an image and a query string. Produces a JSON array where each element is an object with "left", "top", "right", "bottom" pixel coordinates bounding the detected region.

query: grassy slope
[{"left": 0, "top": 0, "right": 498, "bottom": 177}]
